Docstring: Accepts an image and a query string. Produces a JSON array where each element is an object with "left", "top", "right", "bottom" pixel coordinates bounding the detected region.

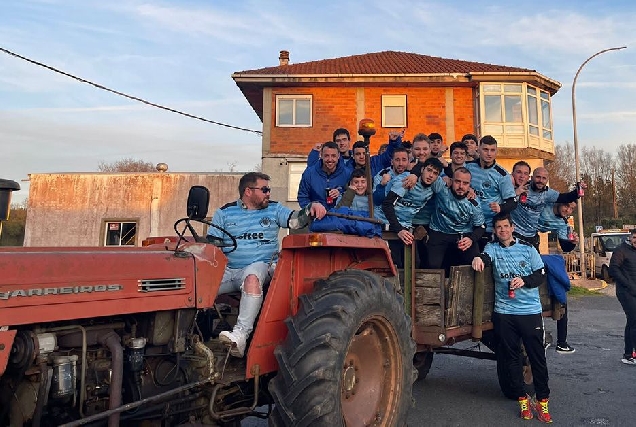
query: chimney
[{"left": 279, "top": 50, "right": 289, "bottom": 66}]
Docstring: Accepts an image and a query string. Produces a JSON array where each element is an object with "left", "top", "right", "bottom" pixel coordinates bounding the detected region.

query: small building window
[
  {"left": 276, "top": 95, "right": 312, "bottom": 127},
  {"left": 382, "top": 95, "right": 407, "bottom": 127},
  {"left": 104, "top": 221, "right": 137, "bottom": 246}
]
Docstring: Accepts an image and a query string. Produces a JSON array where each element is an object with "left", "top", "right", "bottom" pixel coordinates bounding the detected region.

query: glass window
[
  {"left": 541, "top": 99, "right": 551, "bottom": 130},
  {"left": 484, "top": 95, "right": 502, "bottom": 122},
  {"left": 276, "top": 95, "right": 312, "bottom": 127},
  {"left": 483, "top": 84, "right": 501, "bottom": 92},
  {"left": 104, "top": 221, "right": 137, "bottom": 246},
  {"left": 382, "top": 95, "right": 407, "bottom": 127},
  {"left": 504, "top": 84, "right": 522, "bottom": 93},
  {"left": 527, "top": 94, "right": 538, "bottom": 125},
  {"left": 504, "top": 95, "right": 522, "bottom": 123}
]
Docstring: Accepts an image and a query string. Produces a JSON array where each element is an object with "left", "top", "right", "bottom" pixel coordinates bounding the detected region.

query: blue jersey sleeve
[
  {"left": 499, "top": 173, "right": 516, "bottom": 199},
  {"left": 275, "top": 202, "right": 294, "bottom": 228},
  {"left": 545, "top": 188, "right": 559, "bottom": 204},
  {"left": 472, "top": 201, "right": 486, "bottom": 227}
]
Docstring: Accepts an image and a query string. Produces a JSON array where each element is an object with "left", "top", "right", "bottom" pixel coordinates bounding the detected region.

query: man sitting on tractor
[{"left": 207, "top": 172, "right": 326, "bottom": 357}]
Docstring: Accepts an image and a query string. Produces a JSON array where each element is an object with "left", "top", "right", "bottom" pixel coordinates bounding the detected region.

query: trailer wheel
[
  {"left": 413, "top": 351, "right": 433, "bottom": 381},
  {"left": 269, "top": 270, "right": 416, "bottom": 427}
]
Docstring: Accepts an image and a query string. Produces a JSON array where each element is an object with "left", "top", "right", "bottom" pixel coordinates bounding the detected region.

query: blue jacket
[
  {"left": 297, "top": 160, "right": 352, "bottom": 208},
  {"left": 541, "top": 254, "right": 570, "bottom": 304}
]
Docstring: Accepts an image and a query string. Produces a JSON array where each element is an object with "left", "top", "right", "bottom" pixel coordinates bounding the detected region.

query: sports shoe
[
  {"left": 518, "top": 395, "right": 533, "bottom": 420},
  {"left": 532, "top": 397, "right": 553, "bottom": 423},
  {"left": 555, "top": 343, "right": 576, "bottom": 354},
  {"left": 219, "top": 330, "right": 247, "bottom": 358},
  {"left": 621, "top": 354, "right": 636, "bottom": 365}
]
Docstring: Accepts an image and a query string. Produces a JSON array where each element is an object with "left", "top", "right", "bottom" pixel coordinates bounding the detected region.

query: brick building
[
  {"left": 24, "top": 170, "right": 241, "bottom": 247},
  {"left": 232, "top": 50, "right": 561, "bottom": 209}
]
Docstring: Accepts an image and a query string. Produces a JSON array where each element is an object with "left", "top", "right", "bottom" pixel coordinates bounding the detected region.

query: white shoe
[
  {"left": 621, "top": 356, "right": 636, "bottom": 365},
  {"left": 219, "top": 330, "right": 247, "bottom": 358}
]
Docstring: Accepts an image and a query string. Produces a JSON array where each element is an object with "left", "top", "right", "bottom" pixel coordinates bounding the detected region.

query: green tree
[
  {"left": 98, "top": 158, "right": 155, "bottom": 172},
  {"left": 0, "top": 204, "right": 27, "bottom": 246}
]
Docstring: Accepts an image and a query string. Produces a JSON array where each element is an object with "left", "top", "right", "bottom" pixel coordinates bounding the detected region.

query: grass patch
[{"left": 569, "top": 285, "right": 601, "bottom": 296}]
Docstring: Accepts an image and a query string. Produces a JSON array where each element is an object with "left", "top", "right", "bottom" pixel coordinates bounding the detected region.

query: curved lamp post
[{"left": 572, "top": 46, "right": 627, "bottom": 277}]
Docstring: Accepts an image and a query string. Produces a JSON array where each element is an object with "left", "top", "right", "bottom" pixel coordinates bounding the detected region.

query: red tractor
[{"left": 0, "top": 186, "right": 415, "bottom": 426}]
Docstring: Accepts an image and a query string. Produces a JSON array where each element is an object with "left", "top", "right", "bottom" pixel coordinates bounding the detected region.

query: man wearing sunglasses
[{"left": 207, "top": 172, "right": 326, "bottom": 357}]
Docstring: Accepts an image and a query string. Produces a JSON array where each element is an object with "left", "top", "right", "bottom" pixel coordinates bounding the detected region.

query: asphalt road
[{"left": 243, "top": 290, "right": 633, "bottom": 426}]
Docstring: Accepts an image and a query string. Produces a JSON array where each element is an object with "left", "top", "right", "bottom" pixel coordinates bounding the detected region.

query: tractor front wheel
[{"left": 269, "top": 270, "right": 415, "bottom": 426}]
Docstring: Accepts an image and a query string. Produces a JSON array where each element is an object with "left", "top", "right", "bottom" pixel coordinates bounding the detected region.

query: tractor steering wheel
[{"left": 173, "top": 218, "right": 238, "bottom": 253}]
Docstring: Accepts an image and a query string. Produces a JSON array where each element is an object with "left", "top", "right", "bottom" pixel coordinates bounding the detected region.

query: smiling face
[
  {"left": 451, "top": 147, "right": 467, "bottom": 166},
  {"left": 512, "top": 164, "right": 530, "bottom": 188},
  {"left": 334, "top": 133, "right": 351, "bottom": 154},
  {"left": 391, "top": 150, "right": 409, "bottom": 174},
  {"left": 350, "top": 176, "right": 367, "bottom": 195},
  {"left": 532, "top": 167, "right": 549, "bottom": 191},
  {"left": 557, "top": 201, "right": 576, "bottom": 218},
  {"left": 494, "top": 217, "right": 514, "bottom": 245},
  {"left": 412, "top": 140, "right": 431, "bottom": 162},
  {"left": 321, "top": 147, "right": 340, "bottom": 174},
  {"left": 353, "top": 147, "right": 366, "bottom": 167}
]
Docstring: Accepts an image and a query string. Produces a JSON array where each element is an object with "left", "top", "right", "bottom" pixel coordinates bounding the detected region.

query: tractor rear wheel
[{"left": 269, "top": 270, "right": 416, "bottom": 427}]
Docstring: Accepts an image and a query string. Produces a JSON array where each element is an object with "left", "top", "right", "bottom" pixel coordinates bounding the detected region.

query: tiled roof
[{"left": 235, "top": 50, "right": 534, "bottom": 75}]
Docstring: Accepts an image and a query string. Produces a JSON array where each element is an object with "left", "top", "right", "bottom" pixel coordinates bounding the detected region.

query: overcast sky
[{"left": 1, "top": 0, "right": 635, "bottom": 202}]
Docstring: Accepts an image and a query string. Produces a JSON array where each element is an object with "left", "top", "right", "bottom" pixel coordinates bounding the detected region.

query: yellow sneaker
[
  {"left": 532, "top": 397, "right": 553, "bottom": 423},
  {"left": 518, "top": 395, "right": 533, "bottom": 420}
]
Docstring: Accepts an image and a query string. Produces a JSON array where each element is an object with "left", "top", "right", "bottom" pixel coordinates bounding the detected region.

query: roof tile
[{"left": 236, "top": 50, "right": 533, "bottom": 75}]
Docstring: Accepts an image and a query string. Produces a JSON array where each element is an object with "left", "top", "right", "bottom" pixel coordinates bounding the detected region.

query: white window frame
[
  {"left": 275, "top": 95, "right": 312, "bottom": 127},
  {"left": 478, "top": 83, "right": 553, "bottom": 147},
  {"left": 287, "top": 161, "right": 307, "bottom": 201},
  {"left": 381, "top": 95, "right": 407, "bottom": 128},
  {"left": 103, "top": 220, "right": 138, "bottom": 246}
]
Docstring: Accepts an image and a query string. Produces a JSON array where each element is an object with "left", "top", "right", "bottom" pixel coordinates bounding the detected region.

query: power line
[{"left": 0, "top": 46, "right": 262, "bottom": 135}]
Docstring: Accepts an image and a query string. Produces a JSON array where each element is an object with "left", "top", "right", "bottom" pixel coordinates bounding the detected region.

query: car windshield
[{"left": 599, "top": 234, "right": 629, "bottom": 251}]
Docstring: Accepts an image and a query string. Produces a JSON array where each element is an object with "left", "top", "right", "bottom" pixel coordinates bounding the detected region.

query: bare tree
[
  {"left": 545, "top": 142, "right": 575, "bottom": 192},
  {"left": 615, "top": 144, "right": 636, "bottom": 220},
  {"left": 98, "top": 158, "right": 155, "bottom": 172},
  {"left": 580, "top": 146, "right": 615, "bottom": 227}
]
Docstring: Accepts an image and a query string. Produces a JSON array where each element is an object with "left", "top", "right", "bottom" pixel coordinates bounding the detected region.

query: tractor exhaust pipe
[{"left": 98, "top": 331, "right": 123, "bottom": 427}]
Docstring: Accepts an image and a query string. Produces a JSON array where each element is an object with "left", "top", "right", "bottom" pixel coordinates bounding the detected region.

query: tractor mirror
[{"left": 187, "top": 186, "right": 210, "bottom": 220}]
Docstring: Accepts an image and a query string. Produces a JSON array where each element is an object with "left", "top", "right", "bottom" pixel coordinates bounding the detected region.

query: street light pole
[{"left": 572, "top": 46, "right": 626, "bottom": 278}]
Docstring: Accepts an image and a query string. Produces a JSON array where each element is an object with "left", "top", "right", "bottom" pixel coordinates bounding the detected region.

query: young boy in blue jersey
[
  {"left": 472, "top": 213, "right": 552, "bottom": 423},
  {"left": 511, "top": 162, "right": 584, "bottom": 249},
  {"left": 381, "top": 157, "right": 445, "bottom": 268},
  {"left": 208, "top": 172, "right": 326, "bottom": 357},
  {"left": 465, "top": 135, "right": 517, "bottom": 251}
]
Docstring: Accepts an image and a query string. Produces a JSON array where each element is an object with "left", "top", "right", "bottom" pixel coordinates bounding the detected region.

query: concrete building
[
  {"left": 232, "top": 50, "right": 561, "bottom": 210},
  {"left": 24, "top": 170, "right": 242, "bottom": 247}
]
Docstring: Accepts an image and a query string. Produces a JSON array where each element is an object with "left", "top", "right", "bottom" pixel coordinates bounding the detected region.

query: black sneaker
[{"left": 555, "top": 343, "right": 575, "bottom": 354}]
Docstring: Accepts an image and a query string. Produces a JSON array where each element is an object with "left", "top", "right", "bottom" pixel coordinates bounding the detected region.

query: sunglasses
[{"left": 249, "top": 186, "right": 271, "bottom": 193}]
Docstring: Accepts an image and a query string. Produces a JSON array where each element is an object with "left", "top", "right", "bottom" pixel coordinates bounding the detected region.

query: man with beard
[
  {"left": 380, "top": 157, "right": 445, "bottom": 268},
  {"left": 208, "top": 172, "right": 326, "bottom": 357},
  {"left": 426, "top": 167, "right": 485, "bottom": 270},
  {"left": 372, "top": 147, "right": 411, "bottom": 211},
  {"left": 298, "top": 141, "right": 352, "bottom": 209},
  {"left": 510, "top": 163, "right": 583, "bottom": 249}
]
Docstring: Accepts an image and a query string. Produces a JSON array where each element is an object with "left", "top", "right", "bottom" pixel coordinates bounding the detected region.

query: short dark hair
[
  {"left": 401, "top": 141, "right": 412, "bottom": 149},
  {"left": 429, "top": 132, "right": 443, "bottom": 141},
  {"left": 321, "top": 141, "right": 339, "bottom": 152},
  {"left": 350, "top": 168, "right": 366, "bottom": 181},
  {"left": 332, "top": 128, "right": 350, "bottom": 142},
  {"left": 480, "top": 135, "right": 498, "bottom": 146},
  {"left": 392, "top": 147, "right": 409, "bottom": 157},
  {"left": 422, "top": 157, "right": 444, "bottom": 173},
  {"left": 352, "top": 140, "right": 367, "bottom": 151},
  {"left": 492, "top": 212, "right": 512, "bottom": 228},
  {"left": 461, "top": 134, "right": 478, "bottom": 143},
  {"left": 239, "top": 172, "right": 270, "bottom": 197},
  {"left": 513, "top": 160, "right": 531, "bottom": 174},
  {"left": 449, "top": 141, "right": 468, "bottom": 155},
  {"left": 453, "top": 166, "right": 471, "bottom": 177},
  {"left": 630, "top": 229, "right": 636, "bottom": 236}
]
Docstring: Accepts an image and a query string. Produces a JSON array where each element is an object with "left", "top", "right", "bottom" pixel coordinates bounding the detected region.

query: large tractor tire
[{"left": 269, "top": 270, "right": 416, "bottom": 427}]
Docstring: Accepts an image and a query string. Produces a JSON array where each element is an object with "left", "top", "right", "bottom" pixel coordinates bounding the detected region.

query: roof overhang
[{"left": 232, "top": 71, "right": 561, "bottom": 122}]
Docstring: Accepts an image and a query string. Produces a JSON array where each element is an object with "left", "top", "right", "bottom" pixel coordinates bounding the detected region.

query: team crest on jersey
[
  {"left": 519, "top": 261, "right": 527, "bottom": 268},
  {"left": 483, "top": 181, "right": 491, "bottom": 189},
  {"left": 260, "top": 217, "right": 272, "bottom": 227}
]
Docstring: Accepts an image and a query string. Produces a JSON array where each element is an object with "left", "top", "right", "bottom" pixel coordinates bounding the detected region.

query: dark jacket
[
  {"left": 541, "top": 254, "right": 570, "bottom": 304},
  {"left": 609, "top": 242, "right": 636, "bottom": 296}
]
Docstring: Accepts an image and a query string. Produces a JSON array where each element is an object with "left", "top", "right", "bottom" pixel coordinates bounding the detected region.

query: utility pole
[{"left": 612, "top": 168, "right": 618, "bottom": 219}]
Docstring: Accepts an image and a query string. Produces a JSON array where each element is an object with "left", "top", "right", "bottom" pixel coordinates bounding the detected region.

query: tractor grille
[{"left": 138, "top": 278, "right": 186, "bottom": 292}]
